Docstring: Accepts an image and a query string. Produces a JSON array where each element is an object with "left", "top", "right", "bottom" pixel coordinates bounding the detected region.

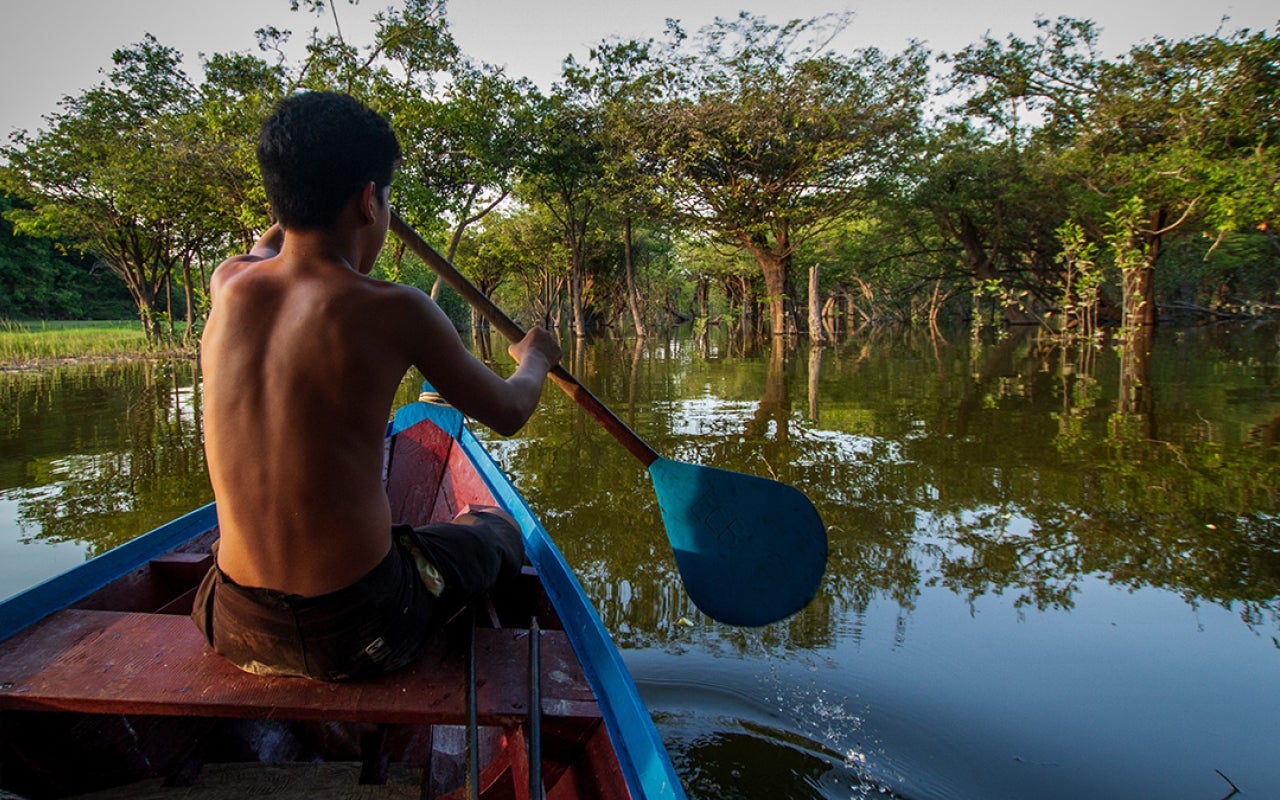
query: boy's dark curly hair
[{"left": 257, "top": 91, "right": 401, "bottom": 229}]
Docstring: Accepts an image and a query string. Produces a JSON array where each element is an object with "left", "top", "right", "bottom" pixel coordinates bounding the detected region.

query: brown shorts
[{"left": 191, "top": 512, "right": 523, "bottom": 682}]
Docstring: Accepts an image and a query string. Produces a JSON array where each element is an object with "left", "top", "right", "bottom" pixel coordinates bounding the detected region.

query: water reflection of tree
[
  {"left": 5, "top": 360, "right": 211, "bottom": 556},
  {"left": 502, "top": 325, "right": 1280, "bottom": 651},
  {"left": 745, "top": 342, "right": 789, "bottom": 442},
  {"left": 907, "top": 326, "right": 1280, "bottom": 634}
]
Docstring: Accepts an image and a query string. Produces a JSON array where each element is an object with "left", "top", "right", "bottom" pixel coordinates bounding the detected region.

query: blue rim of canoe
[{"left": 0, "top": 399, "right": 687, "bottom": 800}]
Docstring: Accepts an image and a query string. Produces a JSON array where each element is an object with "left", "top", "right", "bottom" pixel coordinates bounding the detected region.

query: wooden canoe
[{"left": 0, "top": 399, "right": 686, "bottom": 800}]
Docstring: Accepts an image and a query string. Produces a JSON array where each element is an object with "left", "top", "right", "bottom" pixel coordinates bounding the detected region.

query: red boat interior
[{"left": 0, "top": 416, "right": 630, "bottom": 799}]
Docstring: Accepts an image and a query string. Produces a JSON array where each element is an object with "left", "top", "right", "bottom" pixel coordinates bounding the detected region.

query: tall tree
[
  {"left": 3, "top": 37, "right": 207, "bottom": 341},
  {"left": 520, "top": 89, "right": 607, "bottom": 338},
  {"left": 950, "top": 18, "right": 1280, "bottom": 328},
  {"left": 632, "top": 13, "right": 928, "bottom": 337},
  {"left": 1071, "top": 27, "right": 1280, "bottom": 328},
  {"left": 390, "top": 61, "right": 536, "bottom": 306},
  {"left": 908, "top": 122, "right": 1069, "bottom": 327},
  {"left": 938, "top": 17, "right": 1105, "bottom": 327},
  {"left": 567, "top": 38, "right": 675, "bottom": 338}
]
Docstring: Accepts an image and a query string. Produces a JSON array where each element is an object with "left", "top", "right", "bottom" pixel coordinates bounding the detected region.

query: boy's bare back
[
  {"left": 192, "top": 91, "right": 559, "bottom": 682},
  {"left": 202, "top": 182, "right": 558, "bottom": 600}
]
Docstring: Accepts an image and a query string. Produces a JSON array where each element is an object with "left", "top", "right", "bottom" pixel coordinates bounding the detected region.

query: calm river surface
[{"left": 2, "top": 324, "right": 1278, "bottom": 799}]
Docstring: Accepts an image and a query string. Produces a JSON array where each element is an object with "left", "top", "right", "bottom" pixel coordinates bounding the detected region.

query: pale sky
[{"left": 1, "top": 0, "right": 1276, "bottom": 138}]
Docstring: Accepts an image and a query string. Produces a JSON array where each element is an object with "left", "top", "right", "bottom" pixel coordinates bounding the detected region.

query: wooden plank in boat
[{"left": 0, "top": 609, "right": 598, "bottom": 724}]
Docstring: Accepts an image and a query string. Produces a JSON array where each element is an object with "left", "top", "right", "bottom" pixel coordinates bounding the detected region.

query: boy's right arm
[{"left": 399, "top": 288, "right": 561, "bottom": 436}]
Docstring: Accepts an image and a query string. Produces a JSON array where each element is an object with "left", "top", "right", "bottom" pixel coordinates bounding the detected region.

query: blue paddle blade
[{"left": 648, "top": 458, "right": 827, "bottom": 626}]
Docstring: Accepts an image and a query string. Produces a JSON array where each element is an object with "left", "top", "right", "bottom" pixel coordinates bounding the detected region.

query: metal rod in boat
[
  {"left": 529, "top": 615, "right": 543, "bottom": 799},
  {"left": 466, "top": 605, "right": 480, "bottom": 800}
]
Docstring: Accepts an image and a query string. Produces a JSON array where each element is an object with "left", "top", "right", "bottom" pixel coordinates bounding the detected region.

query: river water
[{"left": 2, "top": 324, "right": 1278, "bottom": 799}]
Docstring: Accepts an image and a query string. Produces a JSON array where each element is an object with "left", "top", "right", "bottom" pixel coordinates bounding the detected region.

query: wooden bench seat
[{"left": 0, "top": 608, "right": 598, "bottom": 725}]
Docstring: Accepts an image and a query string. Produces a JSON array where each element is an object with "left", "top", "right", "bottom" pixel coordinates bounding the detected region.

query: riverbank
[{"left": 0, "top": 320, "right": 192, "bottom": 370}]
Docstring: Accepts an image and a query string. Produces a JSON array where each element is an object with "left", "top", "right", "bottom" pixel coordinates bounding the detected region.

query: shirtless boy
[{"left": 192, "top": 91, "right": 561, "bottom": 681}]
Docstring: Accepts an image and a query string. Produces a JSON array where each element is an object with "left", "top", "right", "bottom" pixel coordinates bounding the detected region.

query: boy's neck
[{"left": 280, "top": 226, "right": 370, "bottom": 274}]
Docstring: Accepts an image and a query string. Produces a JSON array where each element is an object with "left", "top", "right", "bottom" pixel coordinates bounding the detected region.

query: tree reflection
[
  {"left": 2, "top": 359, "right": 211, "bottom": 556},
  {"left": 498, "top": 325, "right": 1279, "bottom": 651},
  {"left": 745, "top": 341, "right": 790, "bottom": 442},
  {"left": 5, "top": 326, "right": 1277, "bottom": 652}
]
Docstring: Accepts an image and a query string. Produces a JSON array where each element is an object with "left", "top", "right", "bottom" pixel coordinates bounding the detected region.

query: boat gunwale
[{"left": 0, "top": 503, "right": 218, "bottom": 643}]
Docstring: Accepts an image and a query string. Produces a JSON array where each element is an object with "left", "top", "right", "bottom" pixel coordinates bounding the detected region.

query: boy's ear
[{"left": 357, "top": 181, "right": 378, "bottom": 224}]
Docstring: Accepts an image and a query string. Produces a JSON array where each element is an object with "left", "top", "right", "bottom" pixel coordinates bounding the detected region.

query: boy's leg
[{"left": 398, "top": 507, "right": 525, "bottom": 604}]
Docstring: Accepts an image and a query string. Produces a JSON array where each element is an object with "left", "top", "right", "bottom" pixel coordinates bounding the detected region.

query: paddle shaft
[{"left": 390, "top": 212, "right": 660, "bottom": 466}]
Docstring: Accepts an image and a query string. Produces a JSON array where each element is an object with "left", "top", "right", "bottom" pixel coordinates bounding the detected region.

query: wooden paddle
[{"left": 391, "top": 211, "right": 827, "bottom": 626}]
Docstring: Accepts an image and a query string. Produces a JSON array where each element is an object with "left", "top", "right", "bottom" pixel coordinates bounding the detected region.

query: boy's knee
[
  {"left": 457, "top": 503, "right": 517, "bottom": 530},
  {"left": 456, "top": 505, "right": 523, "bottom": 576}
]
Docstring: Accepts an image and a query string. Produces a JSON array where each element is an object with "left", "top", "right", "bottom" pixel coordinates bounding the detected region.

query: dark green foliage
[{"left": 0, "top": 194, "right": 132, "bottom": 319}]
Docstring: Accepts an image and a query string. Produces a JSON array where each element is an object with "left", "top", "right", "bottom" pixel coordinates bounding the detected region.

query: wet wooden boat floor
[{"left": 67, "top": 762, "right": 424, "bottom": 800}]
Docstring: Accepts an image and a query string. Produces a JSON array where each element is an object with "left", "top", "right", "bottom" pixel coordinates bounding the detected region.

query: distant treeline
[
  {"left": 1, "top": 1, "right": 1276, "bottom": 345},
  {"left": 1, "top": 195, "right": 134, "bottom": 321}
]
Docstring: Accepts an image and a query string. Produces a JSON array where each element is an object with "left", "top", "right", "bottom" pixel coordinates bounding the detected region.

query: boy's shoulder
[{"left": 208, "top": 253, "right": 269, "bottom": 294}]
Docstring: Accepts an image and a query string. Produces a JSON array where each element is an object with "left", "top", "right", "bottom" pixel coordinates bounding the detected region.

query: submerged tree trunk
[
  {"left": 753, "top": 250, "right": 789, "bottom": 337},
  {"left": 739, "top": 225, "right": 792, "bottom": 337},
  {"left": 1122, "top": 263, "right": 1157, "bottom": 329},
  {"left": 181, "top": 256, "right": 197, "bottom": 346},
  {"left": 623, "top": 217, "right": 646, "bottom": 339},
  {"left": 570, "top": 249, "right": 586, "bottom": 339},
  {"left": 808, "top": 264, "right": 825, "bottom": 344},
  {"left": 695, "top": 276, "right": 710, "bottom": 321},
  {"left": 1117, "top": 208, "right": 1167, "bottom": 330},
  {"left": 948, "top": 211, "right": 1033, "bottom": 326}
]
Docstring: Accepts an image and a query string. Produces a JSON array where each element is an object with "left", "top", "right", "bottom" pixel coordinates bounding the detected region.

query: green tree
[
  {"left": 519, "top": 89, "right": 607, "bottom": 338},
  {"left": 1091, "top": 27, "right": 1280, "bottom": 327},
  {"left": 2, "top": 37, "right": 188, "bottom": 341},
  {"left": 0, "top": 193, "right": 132, "bottom": 319},
  {"left": 193, "top": 49, "right": 287, "bottom": 252},
  {"left": 1, "top": 37, "right": 274, "bottom": 343},
  {"left": 956, "top": 19, "right": 1279, "bottom": 328},
  {"left": 391, "top": 60, "right": 537, "bottom": 309},
  {"left": 908, "top": 124, "right": 1059, "bottom": 327},
  {"left": 632, "top": 13, "right": 928, "bottom": 337},
  {"left": 939, "top": 18, "right": 1107, "bottom": 328},
  {"left": 469, "top": 206, "right": 570, "bottom": 329},
  {"left": 566, "top": 38, "right": 676, "bottom": 338},
  {"left": 943, "top": 18, "right": 1280, "bottom": 329}
]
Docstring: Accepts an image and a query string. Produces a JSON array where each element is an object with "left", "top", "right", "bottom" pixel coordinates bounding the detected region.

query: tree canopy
[{"left": 1, "top": 3, "right": 1276, "bottom": 342}]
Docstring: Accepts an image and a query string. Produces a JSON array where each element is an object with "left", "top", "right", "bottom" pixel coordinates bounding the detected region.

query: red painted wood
[
  {"left": 0, "top": 610, "right": 597, "bottom": 725},
  {"left": 66, "top": 533, "right": 220, "bottom": 616},
  {"left": 579, "top": 721, "right": 632, "bottom": 800},
  {"left": 506, "top": 726, "right": 533, "bottom": 800},
  {"left": 438, "top": 441, "right": 497, "bottom": 520},
  {"left": 387, "top": 421, "right": 455, "bottom": 525},
  {"left": 387, "top": 417, "right": 496, "bottom": 526}
]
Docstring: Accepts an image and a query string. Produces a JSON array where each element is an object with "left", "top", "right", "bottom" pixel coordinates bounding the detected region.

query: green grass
[{"left": 0, "top": 319, "right": 153, "bottom": 364}]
